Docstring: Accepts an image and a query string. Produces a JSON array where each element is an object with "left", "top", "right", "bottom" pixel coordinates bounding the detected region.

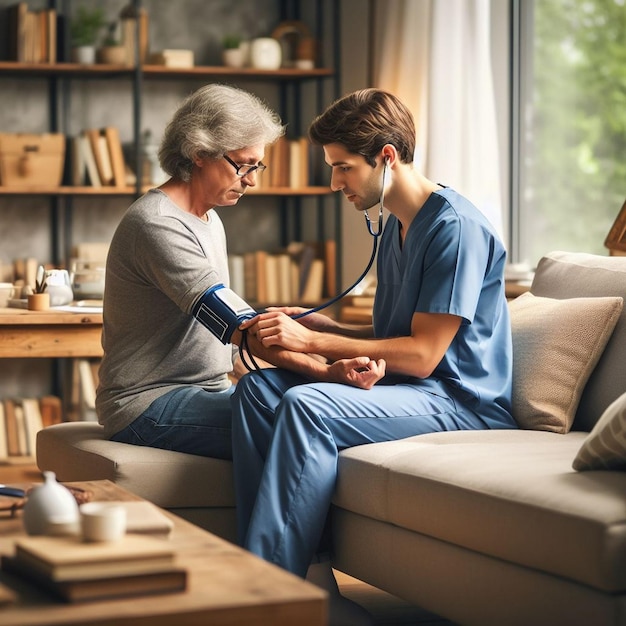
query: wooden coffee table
[{"left": 0, "top": 480, "right": 327, "bottom": 625}]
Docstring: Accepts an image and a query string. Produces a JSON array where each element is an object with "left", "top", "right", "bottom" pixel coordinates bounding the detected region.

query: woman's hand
[{"left": 327, "top": 357, "right": 386, "bottom": 389}]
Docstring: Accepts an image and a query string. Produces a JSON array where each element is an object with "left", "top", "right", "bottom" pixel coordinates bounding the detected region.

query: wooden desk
[
  {"left": 0, "top": 309, "right": 103, "bottom": 359},
  {"left": 0, "top": 480, "right": 327, "bottom": 626}
]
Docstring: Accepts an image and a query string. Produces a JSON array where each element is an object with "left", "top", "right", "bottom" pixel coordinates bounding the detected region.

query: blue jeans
[
  {"left": 111, "top": 386, "right": 235, "bottom": 459},
  {"left": 231, "top": 369, "right": 488, "bottom": 577}
]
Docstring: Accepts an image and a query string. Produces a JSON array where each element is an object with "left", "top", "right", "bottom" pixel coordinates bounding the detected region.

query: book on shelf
[
  {"left": 20, "top": 397, "right": 44, "bottom": 458},
  {"left": 120, "top": 5, "right": 149, "bottom": 65},
  {"left": 295, "top": 242, "right": 318, "bottom": 300},
  {"left": 79, "top": 133, "right": 102, "bottom": 187},
  {"left": 230, "top": 240, "right": 329, "bottom": 306},
  {"left": 12, "top": 534, "right": 177, "bottom": 582},
  {"left": 70, "top": 136, "right": 86, "bottom": 186},
  {"left": 13, "top": 402, "right": 27, "bottom": 457},
  {"left": 0, "top": 402, "right": 7, "bottom": 460},
  {"left": 76, "top": 359, "right": 97, "bottom": 421},
  {"left": 148, "top": 49, "right": 194, "bottom": 68},
  {"left": 1, "top": 556, "right": 186, "bottom": 603},
  {"left": 254, "top": 250, "right": 269, "bottom": 303},
  {"left": 324, "top": 239, "right": 337, "bottom": 298},
  {"left": 7, "top": 2, "right": 28, "bottom": 62},
  {"left": 85, "top": 129, "right": 114, "bottom": 186},
  {"left": 300, "top": 258, "right": 325, "bottom": 303},
  {"left": 39, "top": 395, "right": 63, "bottom": 428},
  {"left": 288, "top": 137, "right": 310, "bottom": 188},
  {"left": 103, "top": 126, "right": 127, "bottom": 188},
  {"left": 1, "top": 396, "right": 61, "bottom": 460},
  {"left": 228, "top": 254, "right": 245, "bottom": 298},
  {"left": 243, "top": 252, "right": 257, "bottom": 302},
  {"left": 3, "top": 399, "right": 20, "bottom": 457},
  {"left": 7, "top": 3, "right": 57, "bottom": 63},
  {"left": 276, "top": 253, "right": 293, "bottom": 303},
  {"left": 266, "top": 136, "right": 311, "bottom": 188},
  {"left": 264, "top": 254, "right": 279, "bottom": 303}
]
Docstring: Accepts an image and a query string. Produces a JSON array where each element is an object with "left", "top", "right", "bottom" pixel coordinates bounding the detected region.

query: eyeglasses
[{"left": 223, "top": 154, "right": 267, "bottom": 177}]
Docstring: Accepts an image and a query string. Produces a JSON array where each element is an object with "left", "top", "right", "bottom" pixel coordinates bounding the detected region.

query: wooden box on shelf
[{"left": 0, "top": 134, "right": 65, "bottom": 188}]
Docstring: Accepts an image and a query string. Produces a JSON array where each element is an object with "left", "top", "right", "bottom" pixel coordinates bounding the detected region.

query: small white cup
[{"left": 80, "top": 502, "right": 126, "bottom": 542}]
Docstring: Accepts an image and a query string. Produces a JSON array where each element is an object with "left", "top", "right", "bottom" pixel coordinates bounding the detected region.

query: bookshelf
[
  {"left": 0, "top": 0, "right": 341, "bottom": 430},
  {"left": 0, "top": 1, "right": 340, "bottom": 274}
]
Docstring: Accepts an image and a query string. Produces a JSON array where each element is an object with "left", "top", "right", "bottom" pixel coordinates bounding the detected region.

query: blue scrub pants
[
  {"left": 231, "top": 368, "right": 487, "bottom": 578},
  {"left": 111, "top": 386, "right": 235, "bottom": 459}
]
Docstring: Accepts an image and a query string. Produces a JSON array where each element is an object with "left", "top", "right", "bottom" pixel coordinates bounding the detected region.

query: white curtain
[{"left": 372, "top": 0, "right": 504, "bottom": 239}]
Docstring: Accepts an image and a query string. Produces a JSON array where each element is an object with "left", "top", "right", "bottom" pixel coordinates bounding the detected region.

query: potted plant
[
  {"left": 97, "top": 22, "right": 127, "bottom": 65},
  {"left": 222, "top": 34, "right": 246, "bottom": 68},
  {"left": 70, "top": 5, "right": 106, "bottom": 64}
]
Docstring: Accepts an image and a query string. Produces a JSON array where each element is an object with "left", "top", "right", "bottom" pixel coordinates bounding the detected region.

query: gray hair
[{"left": 159, "top": 84, "right": 285, "bottom": 182}]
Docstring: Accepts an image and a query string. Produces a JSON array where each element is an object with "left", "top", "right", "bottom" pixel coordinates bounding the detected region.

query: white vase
[
  {"left": 250, "top": 38, "right": 282, "bottom": 70},
  {"left": 222, "top": 48, "right": 245, "bottom": 68},
  {"left": 71, "top": 45, "right": 96, "bottom": 65},
  {"left": 23, "top": 471, "right": 80, "bottom": 536}
]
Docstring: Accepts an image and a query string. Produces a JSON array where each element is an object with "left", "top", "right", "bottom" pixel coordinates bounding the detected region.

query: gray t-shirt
[{"left": 96, "top": 189, "right": 234, "bottom": 437}]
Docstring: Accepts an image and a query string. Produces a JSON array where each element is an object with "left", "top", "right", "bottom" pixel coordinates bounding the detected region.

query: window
[{"left": 513, "top": 0, "right": 626, "bottom": 266}]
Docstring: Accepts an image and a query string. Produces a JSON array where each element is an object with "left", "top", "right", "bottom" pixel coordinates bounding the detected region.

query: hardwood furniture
[
  {"left": 0, "top": 479, "right": 326, "bottom": 625},
  {"left": 0, "top": 309, "right": 103, "bottom": 359}
]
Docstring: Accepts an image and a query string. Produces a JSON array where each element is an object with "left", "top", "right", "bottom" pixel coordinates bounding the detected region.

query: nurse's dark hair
[
  {"left": 308, "top": 88, "right": 416, "bottom": 167},
  {"left": 159, "top": 83, "right": 285, "bottom": 182}
]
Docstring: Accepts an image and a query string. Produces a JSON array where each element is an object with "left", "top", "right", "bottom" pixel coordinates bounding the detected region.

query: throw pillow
[
  {"left": 572, "top": 392, "right": 626, "bottom": 471},
  {"left": 509, "top": 292, "right": 623, "bottom": 433}
]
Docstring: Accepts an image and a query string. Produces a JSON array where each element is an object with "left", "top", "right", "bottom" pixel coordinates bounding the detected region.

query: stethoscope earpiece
[{"left": 364, "top": 158, "right": 387, "bottom": 237}]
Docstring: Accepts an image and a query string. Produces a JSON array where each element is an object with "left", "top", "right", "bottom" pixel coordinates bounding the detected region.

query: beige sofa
[{"left": 37, "top": 251, "right": 626, "bottom": 626}]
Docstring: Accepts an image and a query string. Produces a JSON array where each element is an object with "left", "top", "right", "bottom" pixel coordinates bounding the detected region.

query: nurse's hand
[
  {"left": 241, "top": 311, "right": 314, "bottom": 353},
  {"left": 266, "top": 306, "right": 336, "bottom": 332},
  {"left": 327, "top": 357, "right": 386, "bottom": 389}
]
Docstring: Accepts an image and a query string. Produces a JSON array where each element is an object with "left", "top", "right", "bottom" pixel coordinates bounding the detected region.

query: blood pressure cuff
[{"left": 192, "top": 283, "right": 257, "bottom": 344}]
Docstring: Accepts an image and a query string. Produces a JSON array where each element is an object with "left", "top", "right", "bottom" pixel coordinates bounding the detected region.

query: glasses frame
[{"left": 223, "top": 154, "right": 267, "bottom": 177}]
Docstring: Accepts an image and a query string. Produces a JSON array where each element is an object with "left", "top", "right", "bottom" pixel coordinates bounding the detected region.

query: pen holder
[{"left": 27, "top": 293, "right": 50, "bottom": 311}]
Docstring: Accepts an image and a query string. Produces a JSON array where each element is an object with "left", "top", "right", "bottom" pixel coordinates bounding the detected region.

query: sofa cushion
[
  {"left": 573, "top": 391, "right": 626, "bottom": 471},
  {"left": 509, "top": 292, "right": 622, "bottom": 433},
  {"left": 36, "top": 422, "right": 235, "bottom": 509},
  {"left": 531, "top": 251, "right": 626, "bottom": 431},
  {"left": 334, "top": 430, "right": 626, "bottom": 592}
]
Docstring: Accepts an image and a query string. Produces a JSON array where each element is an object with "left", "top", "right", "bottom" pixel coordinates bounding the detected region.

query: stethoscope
[
  {"left": 292, "top": 156, "right": 389, "bottom": 318},
  {"left": 239, "top": 158, "right": 389, "bottom": 373}
]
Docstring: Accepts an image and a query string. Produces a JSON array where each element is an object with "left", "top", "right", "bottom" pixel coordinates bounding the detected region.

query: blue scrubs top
[{"left": 373, "top": 187, "right": 514, "bottom": 428}]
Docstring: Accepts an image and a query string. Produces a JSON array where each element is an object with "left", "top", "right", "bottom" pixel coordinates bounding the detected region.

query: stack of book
[
  {"left": 70, "top": 127, "right": 127, "bottom": 188},
  {"left": 257, "top": 136, "right": 312, "bottom": 189},
  {"left": 1, "top": 533, "right": 186, "bottom": 602},
  {"left": 7, "top": 2, "right": 58, "bottom": 63},
  {"left": 229, "top": 240, "right": 336, "bottom": 306},
  {"left": 0, "top": 396, "right": 62, "bottom": 462}
]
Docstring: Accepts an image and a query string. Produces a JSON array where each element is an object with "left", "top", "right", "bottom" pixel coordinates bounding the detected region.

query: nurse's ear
[{"left": 380, "top": 144, "right": 398, "bottom": 168}]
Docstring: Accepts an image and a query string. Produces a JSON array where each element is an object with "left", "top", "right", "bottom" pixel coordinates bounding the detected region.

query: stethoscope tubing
[{"left": 239, "top": 161, "right": 389, "bottom": 374}]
